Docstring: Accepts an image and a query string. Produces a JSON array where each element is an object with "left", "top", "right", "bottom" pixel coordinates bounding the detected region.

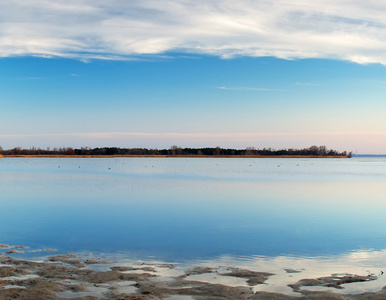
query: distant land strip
[{"left": 0, "top": 145, "right": 352, "bottom": 158}]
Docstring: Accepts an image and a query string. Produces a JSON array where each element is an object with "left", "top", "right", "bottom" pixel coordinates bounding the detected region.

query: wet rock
[
  {"left": 110, "top": 266, "right": 157, "bottom": 272},
  {"left": 13, "top": 245, "right": 30, "bottom": 249},
  {"left": 174, "top": 282, "right": 254, "bottom": 300},
  {"left": 48, "top": 253, "right": 86, "bottom": 268},
  {"left": 0, "top": 288, "right": 61, "bottom": 300},
  {"left": 221, "top": 267, "right": 274, "bottom": 286},
  {"left": 284, "top": 268, "right": 302, "bottom": 273},
  {"left": 5, "top": 250, "right": 24, "bottom": 254},
  {"left": 350, "top": 288, "right": 386, "bottom": 299},
  {"left": 81, "top": 270, "right": 156, "bottom": 284},
  {"left": 110, "top": 266, "right": 132, "bottom": 272},
  {"left": 1, "top": 277, "right": 63, "bottom": 300},
  {"left": 83, "top": 259, "right": 112, "bottom": 265},
  {"left": 140, "top": 262, "right": 175, "bottom": 269},
  {"left": 0, "top": 266, "right": 28, "bottom": 277},
  {"left": 64, "top": 283, "right": 88, "bottom": 292},
  {"left": 48, "top": 253, "right": 79, "bottom": 262},
  {"left": 289, "top": 273, "right": 378, "bottom": 292},
  {"left": 182, "top": 266, "right": 214, "bottom": 277},
  {"left": 247, "top": 276, "right": 271, "bottom": 286},
  {"left": 37, "top": 264, "right": 92, "bottom": 280},
  {"left": 157, "top": 263, "right": 176, "bottom": 269},
  {"left": 299, "top": 290, "right": 353, "bottom": 299}
]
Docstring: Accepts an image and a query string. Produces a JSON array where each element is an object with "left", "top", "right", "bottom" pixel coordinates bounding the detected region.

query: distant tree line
[{"left": 0, "top": 145, "right": 352, "bottom": 157}]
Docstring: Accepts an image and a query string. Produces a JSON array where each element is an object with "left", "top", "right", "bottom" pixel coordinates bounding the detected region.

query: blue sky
[{"left": 1, "top": 1, "right": 386, "bottom": 153}]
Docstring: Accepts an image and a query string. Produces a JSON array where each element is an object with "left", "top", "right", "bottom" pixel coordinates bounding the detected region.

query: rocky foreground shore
[{"left": 1, "top": 245, "right": 386, "bottom": 300}]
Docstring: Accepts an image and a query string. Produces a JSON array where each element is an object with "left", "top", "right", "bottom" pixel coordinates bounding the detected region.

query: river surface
[{"left": 1, "top": 157, "right": 386, "bottom": 294}]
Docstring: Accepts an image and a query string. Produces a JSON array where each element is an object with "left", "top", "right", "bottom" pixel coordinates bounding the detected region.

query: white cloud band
[{"left": 1, "top": 0, "right": 386, "bottom": 63}]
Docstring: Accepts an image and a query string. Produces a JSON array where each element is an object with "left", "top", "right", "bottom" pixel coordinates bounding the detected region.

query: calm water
[{"left": 1, "top": 157, "right": 386, "bottom": 293}]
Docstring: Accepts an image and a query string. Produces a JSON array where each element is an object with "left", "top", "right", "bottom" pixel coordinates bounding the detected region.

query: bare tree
[
  {"left": 245, "top": 147, "right": 256, "bottom": 155},
  {"left": 170, "top": 145, "right": 182, "bottom": 155},
  {"left": 214, "top": 146, "right": 221, "bottom": 156}
]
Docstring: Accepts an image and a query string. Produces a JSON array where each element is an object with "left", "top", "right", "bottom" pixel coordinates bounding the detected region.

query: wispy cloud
[
  {"left": 217, "top": 86, "right": 280, "bottom": 91},
  {"left": 1, "top": 1, "right": 386, "bottom": 63}
]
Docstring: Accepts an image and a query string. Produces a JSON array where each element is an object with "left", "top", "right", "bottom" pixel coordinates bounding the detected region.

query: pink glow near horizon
[{"left": 1, "top": 131, "right": 385, "bottom": 154}]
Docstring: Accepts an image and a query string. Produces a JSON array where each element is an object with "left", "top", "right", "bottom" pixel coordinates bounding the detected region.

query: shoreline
[
  {"left": 1, "top": 242, "right": 386, "bottom": 299},
  {"left": 0, "top": 248, "right": 385, "bottom": 299},
  {"left": 0, "top": 154, "right": 348, "bottom": 158}
]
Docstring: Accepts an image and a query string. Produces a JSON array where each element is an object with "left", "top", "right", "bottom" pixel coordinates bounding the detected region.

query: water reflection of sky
[{"left": 1, "top": 157, "right": 386, "bottom": 262}]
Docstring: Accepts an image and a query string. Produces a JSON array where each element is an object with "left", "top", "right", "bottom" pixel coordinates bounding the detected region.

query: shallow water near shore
[{"left": 1, "top": 157, "right": 386, "bottom": 295}]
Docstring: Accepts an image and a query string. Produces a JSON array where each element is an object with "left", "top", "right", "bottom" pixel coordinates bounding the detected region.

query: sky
[{"left": 1, "top": 1, "right": 386, "bottom": 153}]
